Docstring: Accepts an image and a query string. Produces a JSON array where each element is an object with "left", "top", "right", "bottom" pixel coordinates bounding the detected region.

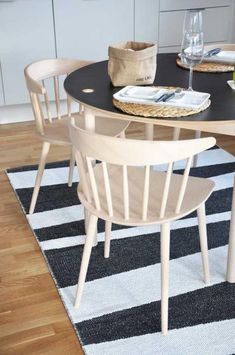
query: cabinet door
[
  {"left": 0, "top": 62, "right": 4, "bottom": 106},
  {"left": 0, "top": 0, "right": 56, "bottom": 105},
  {"left": 159, "top": 6, "right": 231, "bottom": 50},
  {"left": 54, "top": 0, "right": 134, "bottom": 61},
  {"left": 135, "top": 0, "right": 159, "bottom": 43}
]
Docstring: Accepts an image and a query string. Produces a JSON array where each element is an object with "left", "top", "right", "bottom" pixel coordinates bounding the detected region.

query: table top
[{"left": 64, "top": 53, "right": 235, "bottom": 135}]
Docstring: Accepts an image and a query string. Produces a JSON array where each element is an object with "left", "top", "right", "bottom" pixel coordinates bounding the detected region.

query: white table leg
[
  {"left": 84, "top": 108, "right": 95, "bottom": 132},
  {"left": 84, "top": 108, "right": 98, "bottom": 246},
  {"left": 226, "top": 173, "right": 235, "bottom": 283},
  {"left": 172, "top": 127, "right": 181, "bottom": 141},
  {"left": 145, "top": 123, "right": 154, "bottom": 140}
]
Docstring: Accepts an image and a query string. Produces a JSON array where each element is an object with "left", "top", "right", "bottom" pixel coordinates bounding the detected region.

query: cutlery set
[
  {"left": 155, "top": 88, "right": 183, "bottom": 103},
  {"left": 115, "top": 85, "right": 210, "bottom": 110},
  {"left": 203, "top": 47, "right": 221, "bottom": 57}
]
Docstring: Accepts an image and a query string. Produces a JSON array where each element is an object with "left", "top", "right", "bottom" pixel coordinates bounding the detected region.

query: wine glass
[
  {"left": 183, "top": 9, "right": 203, "bottom": 34},
  {"left": 181, "top": 10, "right": 204, "bottom": 91},
  {"left": 181, "top": 31, "right": 204, "bottom": 90}
]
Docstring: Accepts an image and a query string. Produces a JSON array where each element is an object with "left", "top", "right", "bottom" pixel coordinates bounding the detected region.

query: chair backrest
[
  {"left": 24, "top": 58, "right": 93, "bottom": 135},
  {"left": 69, "top": 121, "right": 216, "bottom": 221}
]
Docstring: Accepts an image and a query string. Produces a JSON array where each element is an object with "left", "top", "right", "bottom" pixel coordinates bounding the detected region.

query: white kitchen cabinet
[
  {"left": 159, "top": 0, "right": 234, "bottom": 53},
  {"left": 54, "top": 0, "right": 135, "bottom": 61},
  {"left": 159, "top": 7, "right": 231, "bottom": 49},
  {"left": 0, "top": 0, "right": 56, "bottom": 105},
  {"left": 134, "top": 0, "right": 159, "bottom": 43}
]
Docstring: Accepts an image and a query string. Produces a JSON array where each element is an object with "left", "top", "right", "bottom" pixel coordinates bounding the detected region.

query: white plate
[
  {"left": 227, "top": 80, "right": 235, "bottom": 90},
  {"left": 118, "top": 86, "right": 160, "bottom": 100},
  {"left": 113, "top": 86, "right": 210, "bottom": 110}
]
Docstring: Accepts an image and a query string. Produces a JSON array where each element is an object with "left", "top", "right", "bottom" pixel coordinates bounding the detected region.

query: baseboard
[
  {"left": 0, "top": 103, "right": 34, "bottom": 124},
  {"left": 0, "top": 100, "right": 78, "bottom": 125}
]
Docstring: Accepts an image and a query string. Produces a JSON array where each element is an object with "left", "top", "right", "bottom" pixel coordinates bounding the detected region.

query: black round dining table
[{"left": 64, "top": 53, "right": 235, "bottom": 135}]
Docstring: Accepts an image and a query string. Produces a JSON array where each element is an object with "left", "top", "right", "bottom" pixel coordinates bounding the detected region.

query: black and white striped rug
[{"left": 6, "top": 147, "right": 235, "bottom": 355}]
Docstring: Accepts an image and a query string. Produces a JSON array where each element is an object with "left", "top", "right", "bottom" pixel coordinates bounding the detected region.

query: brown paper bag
[{"left": 108, "top": 41, "right": 157, "bottom": 87}]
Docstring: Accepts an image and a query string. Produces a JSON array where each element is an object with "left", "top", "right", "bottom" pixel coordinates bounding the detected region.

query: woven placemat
[
  {"left": 176, "top": 58, "right": 234, "bottom": 72},
  {"left": 113, "top": 87, "right": 211, "bottom": 118}
]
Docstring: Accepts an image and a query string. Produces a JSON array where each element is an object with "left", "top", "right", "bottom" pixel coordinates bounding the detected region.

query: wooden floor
[{"left": 0, "top": 121, "right": 234, "bottom": 354}]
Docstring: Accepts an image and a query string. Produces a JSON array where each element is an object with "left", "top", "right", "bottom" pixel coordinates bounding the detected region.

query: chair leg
[
  {"left": 145, "top": 123, "right": 154, "bottom": 140},
  {"left": 84, "top": 207, "right": 90, "bottom": 234},
  {"left": 104, "top": 221, "right": 112, "bottom": 258},
  {"left": 160, "top": 222, "right": 170, "bottom": 335},
  {"left": 29, "top": 142, "right": 50, "bottom": 214},
  {"left": 68, "top": 148, "right": 75, "bottom": 187},
  {"left": 75, "top": 214, "right": 98, "bottom": 308},
  {"left": 197, "top": 203, "right": 210, "bottom": 284},
  {"left": 84, "top": 207, "right": 97, "bottom": 247}
]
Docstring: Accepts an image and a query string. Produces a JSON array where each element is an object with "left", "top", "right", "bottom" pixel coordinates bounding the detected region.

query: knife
[
  {"left": 204, "top": 48, "right": 221, "bottom": 58},
  {"left": 155, "top": 93, "right": 170, "bottom": 102}
]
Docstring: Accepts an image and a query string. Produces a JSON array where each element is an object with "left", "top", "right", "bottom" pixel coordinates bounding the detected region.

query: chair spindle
[
  {"left": 76, "top": 152, "right": 92, "bottom": 203},
  {"left": 53, "top": 76, "right": 61, "bottom": 120},
  {"left": 175, "top": 156, "right": 193, "bottom": 213},
  {"left": 122, "top": 165, "right": 129, "bottom": 220},
  {"left": 160, "top": 162, "right": 173, "bottom": 219},
  {"left": 86, "top": 156, "right": 101, "bottom": 211},
  {"left": 42, "top": 80, "right": 52, "bottom": 122},
  {"left": 102, "top": 162, "right": 113, "bottom": 217},
  {"left": 142, "top": 165, "right": 150, "bottom": 220},
  {"left": 67, "top": 94, "right": 72, "bottom": 118}
]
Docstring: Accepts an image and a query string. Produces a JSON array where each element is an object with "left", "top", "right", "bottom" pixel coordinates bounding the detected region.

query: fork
[{"left": 155, "top": 88, "right": 183, "bottom": 102}]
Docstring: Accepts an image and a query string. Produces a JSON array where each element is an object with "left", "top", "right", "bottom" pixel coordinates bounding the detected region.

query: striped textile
[{"left": 6, "top": 147, "right": 235, "bottom": 355}]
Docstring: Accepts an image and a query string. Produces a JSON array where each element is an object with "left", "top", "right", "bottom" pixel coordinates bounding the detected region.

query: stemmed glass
[{"left": 180, "top": 10, "right": 204, "bottom": 90}]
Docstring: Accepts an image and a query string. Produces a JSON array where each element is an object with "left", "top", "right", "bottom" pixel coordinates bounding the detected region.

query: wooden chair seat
[
  {"left": 42, "top": 113, "right": 129, "bottom": 145},
  {"left": 78, "top": 164, "right": 214, "bottom": 225}
]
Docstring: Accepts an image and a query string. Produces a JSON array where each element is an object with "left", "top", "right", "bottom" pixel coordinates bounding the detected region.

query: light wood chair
[
  {"left": 24, "top": 59, "right": 130, "bottom": 214},
  {"left": 69, "top": 121, "right": 215, "bottom": 335}
]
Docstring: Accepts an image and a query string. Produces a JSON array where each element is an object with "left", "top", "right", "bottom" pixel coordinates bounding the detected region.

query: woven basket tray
[
  {"left": 176, "top": 58, "right": 234, "bottom": 73},
  {"left": 113, "top": 87, "right": 211, "bottom": 118}
]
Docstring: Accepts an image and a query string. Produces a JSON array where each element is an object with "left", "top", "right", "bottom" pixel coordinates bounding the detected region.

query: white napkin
[
  {"left": 203, "top": 50, "right": 235, "bottom": 64},
  {"left": 113, "top": 86, "right": 210, "bottom": 110}
]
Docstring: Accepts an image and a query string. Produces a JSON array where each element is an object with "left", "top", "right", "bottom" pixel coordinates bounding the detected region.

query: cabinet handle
[{"left": 186, "top": 8, "right": 205, "bottom": 11}]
